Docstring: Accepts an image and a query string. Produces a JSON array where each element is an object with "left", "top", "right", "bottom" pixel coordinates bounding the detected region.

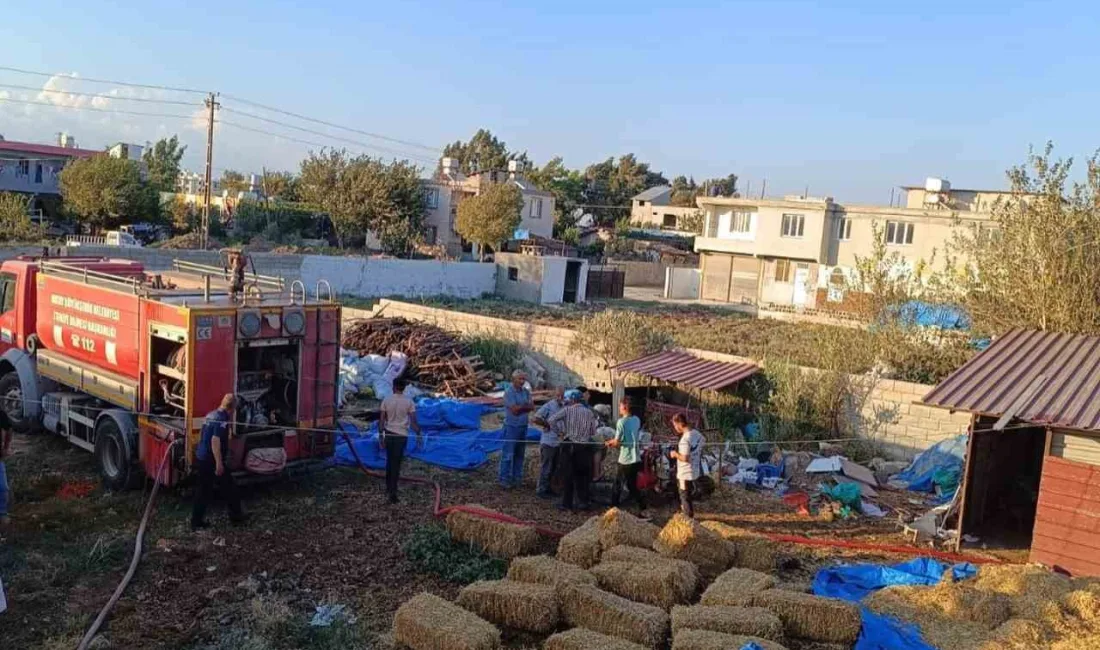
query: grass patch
[
  {"left": 462, "top": 334, "right": 523, "bottom": 377},
  {"left": 403, "top": 523, "right": 507, "bottom": 584}
]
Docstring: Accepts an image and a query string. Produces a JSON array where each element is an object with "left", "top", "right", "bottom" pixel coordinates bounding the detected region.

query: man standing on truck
[
  {"left": 379, "top": 377, "right": 421, "bottom": 505},
  {"left": 191, "top": 394, "right": 246, "bottom": 531},
  {"left": 0, "top": 408, "right": 12, "bottom": 526}
]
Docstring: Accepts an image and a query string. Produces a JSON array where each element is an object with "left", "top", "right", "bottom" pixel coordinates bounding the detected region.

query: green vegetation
[
  {"left": 58, "top": 154, "right": 161, "bottom": 230},
  {"left": 402, "top": 524, "right": 506, "bottom": 584},
  {"left": 0, "top": 192, "right": 45, "bottom": 242},
  {"left": 570, "top": 309, "right": 673, "bottom": 386},
  {"left": 462, "top": 334, "right": 523, "bottom": 377},
  {"left": 455, "top": 182, "right": 523, "bottom": 253}
]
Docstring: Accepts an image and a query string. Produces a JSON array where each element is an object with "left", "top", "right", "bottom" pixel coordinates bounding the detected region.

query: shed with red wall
[{"left": 1031, "top": 431, "right": 1100, "bottom": 576}]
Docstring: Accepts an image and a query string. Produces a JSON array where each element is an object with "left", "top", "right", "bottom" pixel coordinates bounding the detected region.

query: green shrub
[
  {"left": 402, "top": 524, "right": 506, "bottom": 584},
  {"left": 463, "top": 335, "right": 523, "bottom": 377}
]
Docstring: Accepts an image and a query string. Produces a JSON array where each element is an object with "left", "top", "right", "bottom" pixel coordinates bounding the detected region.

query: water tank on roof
[{"left": 925, "top": 177, "right": 950, "bottom": 193}]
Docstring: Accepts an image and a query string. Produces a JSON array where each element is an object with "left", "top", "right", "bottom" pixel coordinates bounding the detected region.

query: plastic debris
[
  {"left": 862, "top": 502, "right": 886, "bottom": 518},
  {"left": 807, "top": 457, "right": 843, "bottom": 473},
  {"left": 310, "top": 603, "right": 357, "bottom": 627}
]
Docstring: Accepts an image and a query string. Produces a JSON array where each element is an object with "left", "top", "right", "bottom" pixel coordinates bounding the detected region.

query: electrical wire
[
  {"left": 0, "top": 65, "right": 208, "bottom": 95},
  {"left": 0, "top": 96, "right": 196, "bottom": 120},
  {"left": 0, "top": 82, "right": 200, "bottom": 106},
  {"left": 217, "top": 117, "right": 438, "bottom": 165}
]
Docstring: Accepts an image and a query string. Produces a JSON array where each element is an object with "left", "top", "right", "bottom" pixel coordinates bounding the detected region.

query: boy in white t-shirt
[{"left": 669, "top": 413, "right": 703, "bottom": 518}]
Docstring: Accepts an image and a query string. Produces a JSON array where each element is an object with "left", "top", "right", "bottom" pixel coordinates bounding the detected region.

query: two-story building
[
  {"left": 0, "top": 137, "right": 99, "bottom": 212},
  {"left": 693, "top": 178, "right": 1006, "bottom": 309},
  {"left": 421, "top": 158, "right": 555, "bottom": 256}
]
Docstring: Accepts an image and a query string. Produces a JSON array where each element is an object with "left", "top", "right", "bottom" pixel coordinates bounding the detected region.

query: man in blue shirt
[
  {"left": 191, "top": 394, "right": 245, "bottom": 531},
  {"left": 499, "top": 370, "right": 533, "bottom": 489},
  {"left": 532, "top": 386, "right": 564, "bottom": 499},
  {"left": 607, "top": 397, "right": 647, "bottom": 517}
]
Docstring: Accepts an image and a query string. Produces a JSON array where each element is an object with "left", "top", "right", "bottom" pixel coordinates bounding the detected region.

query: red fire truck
[{"left": 0, "top": 255, "right": 339, "bottom": 488}]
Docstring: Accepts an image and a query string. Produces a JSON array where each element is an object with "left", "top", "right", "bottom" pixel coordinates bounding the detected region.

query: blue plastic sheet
[
  {"left": 892, "top": 434, "right": 967, "bottom": 494},
  {"left": 886, "top": 301, "right": 971, "bottom": 331},
  {"left": 812, "top": 557, "right": 979, "bottom": 650},
  {"left": 739, "top": 643, "right": 765, "bottom": 650}
]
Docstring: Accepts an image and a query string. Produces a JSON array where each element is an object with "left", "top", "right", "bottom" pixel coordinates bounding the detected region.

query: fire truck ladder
[{"left": 310, "top": 280, "right": 338, "bottom": 452}]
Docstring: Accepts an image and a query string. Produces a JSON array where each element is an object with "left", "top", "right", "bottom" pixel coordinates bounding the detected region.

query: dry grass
[
  {"left": 393, "top": 592, "right": 501, "bottom": 650},
  {"left": 671, "top": 629, "right": 789, "bottom": 650},
  {"left": 971, "top": 564, "right": 1076, "bottom": 619},
  {"left": 598, "top": 508, "right": 660, "bottom": 550},
  {"left": 544, "top": 628, "right": 649, "bottom": 650},
  {"left": 591, "top": 560, "right": 699, "bottom": 609},
  {"left": 506, "top": 555, "right": 596, "bottom": 590},
  {"left": 700, "top": 520, "right": 778, "bottom": 573},
  {"left": 653, "top": 514, "right": 735, "bottom": 579},
  {"left": 750, "top": 590, "right": 862, "bottom": 645},
  {"left": 445, "top": 505, "right": 540, "bottom": 559},
  {"left": 601, "top": 545, "right": 701, "bottom": 579},
  {"left": 557, "top": 516, "right": 602, "bottom": 569},
  {"left": 456, "top": 579, "right": 559, "bottom": 634},
  {"left": 671, "top": 605, "right": 785, "bottom": 642},
  {"left": 559, "top": 583, "right": 670, "bottom": 649},
  {"left": 699, "top": 568, "right": 778, "bottom": 607}
]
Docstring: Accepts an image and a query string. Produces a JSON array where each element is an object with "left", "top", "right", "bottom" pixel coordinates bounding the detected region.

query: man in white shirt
[
  {"left": 379, "top": 377, "right": 421, "bottom": 504},
  {"left": 669, "top": 413, "right": 703, "bottom": 518}
]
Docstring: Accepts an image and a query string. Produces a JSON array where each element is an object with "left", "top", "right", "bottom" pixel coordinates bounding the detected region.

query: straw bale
[
  {"left": 1061, "top": 587, "right": 1100, "bottom": 625},
  {"left": 598, "top": 508, "right": 660, "bottom": 550},
  {"left": 671, "top": 605, "right": 784, "bottom": 642},
  {"left": 601, "top": 544, "right": 699, "bottom": 576},
  {"left": 507, "top": 555, "right": 596, "bottom": 590},
  {"left": 559, "top": 583, "right": 669, "bottom": 649},
  {"left": 591, "top": 560, "right": 699, "bottom": 609},
  {"left": 866, "top": 586, "right": 992, "bottom": 649},
  {"left": 775, "top": 581, "right": 811, "bottom": 594},
  {"left": 750, "top": 589, "right": 861, "bottom": 644},
  {"left": 653, "top": 514, "right": 735, "bottom": 579},
  {"left": 456, "top": 579, "right": 559, "bottom": 634},
  {"left": 972, "top": 564, "right": 1075, "bottom": 619},
  {"left": 446, "top": 505, "right": 539, "bottom": 559},
  {"left": 543, "top": 628, "right": 649, "bottom": 650},
  {"left": 699, "top": 568, "right": 778, "bottom": 607},
  {"left": 978, "top": 618, "right": 1048, "bottom": 650},
  {"left": 671, "top": 629, "right": 788, "bottom": 650},
  {"left": 393, "top": 592, "right": 501, "bottom": 650},
  {"left": 557, "top": 516, "right": 602, "bottom": 569},
  {"left": 700, "top": 520, "right": 777, "bottom": 573}
]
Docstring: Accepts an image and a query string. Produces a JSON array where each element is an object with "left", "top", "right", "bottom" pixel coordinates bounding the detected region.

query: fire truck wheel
[
  {"left": 0, "top": 372, "right": 33, "bottom": 433},
  {"left": 95, "top": 419, "right": 139, "bottom": 491}
]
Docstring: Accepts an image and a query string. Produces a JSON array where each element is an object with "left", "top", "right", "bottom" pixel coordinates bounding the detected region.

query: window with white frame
[
  {"left": 885, "top": 221, "right": 914, "bottom": 245},
  {"left": 836, "top": 217, "right": 851, "bottom": 241},
  {"left": 530, "top": 198, "right": 543, "bottom": 218},
  {"left": 729, "top": 210, "right": 753, "bottom": 234},
  {"left": 781, "top": 213, "right": 804, "bottom": 238},
  {"left": 424, "top": 187, "right": 440, "bottom": 209}
]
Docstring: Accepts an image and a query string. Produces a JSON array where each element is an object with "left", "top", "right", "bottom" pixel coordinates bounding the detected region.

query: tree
[
  {"left": 0, "top": 192, "right": 41, "bottom": 242},
  {"left": 704, "top": 173, "right": 739, "bottom": 197},
  {"left": 455, "top": 183, "right": 523, "bottom": 254},
  {"left": 569, "top": 310, "right": 672, "bottom": 388},
  {"left": 362, "top": 159, "right": 426, "bottom": 256},
  {"left": 59, "top": 155, "right": 159, "bottom": 231},
  {"left": 261, "top": 170, "right": 299, "bottom": 202},
  {"left": 584, "top": 154, "right": 668, "bottom": 223},
  {"left": 142, "top": 135, "right": 187, "bottom": 193},
  {"left": 669, "top": 175, "right": 698, "bottom": 207},
  {"left": 937, "top": 143, "right": 1100, "bottom": 336},
  {"left": 440, "top": 129, "right": 519, "bottom": 176},
  {"left": 299, "top": 150, "right": 360, "bottom": 248},
  {"left": 168, "top": 195, "right": 197, "bottom": 233},
  {"left": 219, "top": 169, "right": 249, "bottom": 194}
]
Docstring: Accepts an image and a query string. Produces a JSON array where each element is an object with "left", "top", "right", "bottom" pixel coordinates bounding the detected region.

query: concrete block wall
[{"left": 362, "top": 299, "right": 971, "bottom": 457}]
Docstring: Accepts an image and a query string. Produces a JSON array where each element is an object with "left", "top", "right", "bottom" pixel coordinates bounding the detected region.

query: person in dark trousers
[
  {"left": 548, "top": 389, "right": 598, "bottom": 512},
  {"left": 498, "top": 370, "right": 533, "bottom": 490},
  {"left": 379, "top": 377, "right": 421, "bottom": 504},
  {"left": 191, "top": 394, "right": 245, "bottom": 531},
  {"left": 669, "top": 413, "right": 703, "bottom": 518},
  {"left": 532, "top": 386, "right": 564, "bottom": 499},
  {"left": 607, "top": 397, "right": 647, "bottom": 517},
  {"left": 0, "top": 408, "right": 12, "bottom": 526}
]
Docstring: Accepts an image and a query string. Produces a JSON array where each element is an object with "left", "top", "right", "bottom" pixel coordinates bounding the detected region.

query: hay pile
[
  {"left": 455, "top": 580, "right": 558, "bottom": 634},
  {"left": 700, "top": 520, "right": 778, "bottom": 573},
  {"left": 559, "top": 583, "right": 670, "bottom": 649},
  {"left": 699, "top": 567, "right": 778, "bottom": 607},
  {"left": 393, "top": 592, "right": 501, "bottom": 650},
  {"left": 446, "top": 505, "right": 539, "bottom": 559},
  {"left": 602, "top": 545, "right": 701, "bottom": 580},
  {"left": 598, "top": 507, "right": 660, "bottom": 550},
  {"left": 544, "top": 628, "right": 648, "bottom": 650},
  {"left": 591, "top": 560, "right": 699, "bottom": 609},
  {"left": 557, "top": 516, "right": 602, "bottom": 569},
  {"left": 653, "top": 514, "right": 736, "bottom": 579},
  {"left": 671, "top": 605, "right": 785, "bottom": 642},
  {"left": 671, "top": 629, "right": 789, "bottom": 650},
  {"left": 506, "top": 555, "right": 596, "bottom": 590},
  {"left": 751, "top": 590, "right": 862, "bottom": 645}
]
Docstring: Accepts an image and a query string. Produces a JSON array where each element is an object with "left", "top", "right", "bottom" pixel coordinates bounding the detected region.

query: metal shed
[{"left": 922, "top": 329, "right": 1100, "bottom": 575}]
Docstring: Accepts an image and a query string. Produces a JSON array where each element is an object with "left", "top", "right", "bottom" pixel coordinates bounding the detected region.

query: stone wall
[{"left": 363, "top": 299, "right": 971, "bottom": 458}]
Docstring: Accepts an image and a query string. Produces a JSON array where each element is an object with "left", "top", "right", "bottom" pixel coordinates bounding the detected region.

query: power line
[
  {"left": 0, "top": 65, "right": 208, "bottom": 95},
  {"left": 217, "top": 118, "right": 438, "bottom": 165},
  {"left": 0, "top": 96, "right": 196, "bottom": 120},
  {"left": 219, "top": 94, "right": 439, "bottom": 153},
  {"left": 0, "top": 82, "right": 200, "bottom": 106}
]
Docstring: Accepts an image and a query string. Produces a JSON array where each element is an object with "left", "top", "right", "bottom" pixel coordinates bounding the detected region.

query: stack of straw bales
[
  {"left": 544, "top": 628, "right": 649, "bottom": 650},
  {"left": 393, "top": 592, "right": 501, "bottom": 650},
  {"left": 557, "top": 516, "right": 602, "bottom": 568},
  {"left": 446, "top": 505, "right": 539, "bottom": 559},
  {"left": 601, "top": 544, "right": 700, "bottom": 577},
  {"left": 456, "top": 579, "right": 559, "bottom": 634},
  {"left": 700, "top": 520, "right": 778, "bottom": 573},
  {"left": 653, "top": 514, "right": 735, "bottom": 579},
  {"left": 591, "top": 560, "right": 699, "bottom": 609},
  {"left": 699, "top": 567, "right": 778, "bottom": 607},
  {"left": 671, "top": 605, "right": 785, "bottom": 642},
  {"left": 598, "top": 508, "right": 660, "bottom": 550},
  {"left": 506, "top": 555, "right": 596, "bottom": 590},
  {"left": 671, "top": 629, "right": 789, "bottom": 650},
  {"left": 559, "top": 583, "right": 670, "bottom": 649},
  {"left": 750, "top": 590, "right": 862, "bottom": 645}
]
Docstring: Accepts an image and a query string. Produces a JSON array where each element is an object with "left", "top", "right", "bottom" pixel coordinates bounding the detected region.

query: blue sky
[{"left": 1, "top": 0, "right": 1096, "bottom": 202}]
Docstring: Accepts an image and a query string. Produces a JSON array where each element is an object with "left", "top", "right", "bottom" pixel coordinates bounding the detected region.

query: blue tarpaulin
[
  {"left": 892, "top": 434, "right": 967, "bottom": 497},
  {"left": 334, "top": 398, "right": 541, "bottom": 471},
  {"left": 812, "top": 558, "right": 979, "bottom": 650},
  {"left": 887, "top": 301, "right": 971, "bottom": 331}
]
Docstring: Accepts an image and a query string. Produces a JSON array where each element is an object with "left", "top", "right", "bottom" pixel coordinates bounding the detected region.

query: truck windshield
[{"left": 0, "top": 272, "right": 16, "bottom": 314}]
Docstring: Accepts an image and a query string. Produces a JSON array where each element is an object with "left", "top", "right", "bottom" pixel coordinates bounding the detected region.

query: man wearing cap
[
  {"left": 499, "top": 370, "right": 533, "bottom": 490},
  {"left": 548, "top": 389, "right": 599, "bottom": 511}
]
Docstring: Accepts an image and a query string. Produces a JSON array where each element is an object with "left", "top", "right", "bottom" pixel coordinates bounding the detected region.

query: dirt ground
[{"left": 0, "top": 431, "right": 1012, "bottom": 650}]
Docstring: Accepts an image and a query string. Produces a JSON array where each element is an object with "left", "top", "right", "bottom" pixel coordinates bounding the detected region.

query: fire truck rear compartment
[{"left": 236, "top": 339, "right": 299, "bottom": 428}]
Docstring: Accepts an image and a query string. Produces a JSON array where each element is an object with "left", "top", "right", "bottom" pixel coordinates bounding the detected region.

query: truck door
[{"left": 0, "top": 268, "right": 20, "bottom": 355}]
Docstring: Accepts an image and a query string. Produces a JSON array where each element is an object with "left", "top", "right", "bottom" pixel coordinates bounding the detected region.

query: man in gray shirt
[{"left": 532, "top": 386, "right": 564, "bottom": 498}]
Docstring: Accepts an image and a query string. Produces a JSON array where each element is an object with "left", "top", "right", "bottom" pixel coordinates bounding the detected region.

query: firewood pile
[{"left": 342, "top": 318, "right": 496, "bottom": 397}]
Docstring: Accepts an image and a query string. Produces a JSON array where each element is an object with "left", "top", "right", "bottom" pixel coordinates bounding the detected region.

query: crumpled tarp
[
  {"left": 891, "top": 434, "right": 967, "bottom": 494},
  {"left": 812, "top": 557, "right": 979, "bottom": 650},
  {"left": 887, "top": 301, "right": 971, "bottom": 331},
  {"left": 334, "top": 398, "right": 541, "bottom": 471}
]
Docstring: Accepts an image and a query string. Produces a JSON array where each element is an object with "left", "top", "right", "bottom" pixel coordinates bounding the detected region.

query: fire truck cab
[{"left": 0, "top": 255, "right": 339, "bottom": 489}]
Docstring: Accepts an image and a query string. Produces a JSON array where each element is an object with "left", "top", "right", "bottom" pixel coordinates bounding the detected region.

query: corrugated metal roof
[
  {"left": 633, "top": 185, "right": 671, "bottom": 201},
  {"left": 923, "top": 329, "right": 1100, "bottom": 432},
  {"left": 612, "top": 350, "right": 758, "bottom": 391}
]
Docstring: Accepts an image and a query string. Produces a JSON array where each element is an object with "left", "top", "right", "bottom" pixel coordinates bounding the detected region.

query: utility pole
[{"left": 201, "top": 92, "right": 220, "bottom": 250}]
